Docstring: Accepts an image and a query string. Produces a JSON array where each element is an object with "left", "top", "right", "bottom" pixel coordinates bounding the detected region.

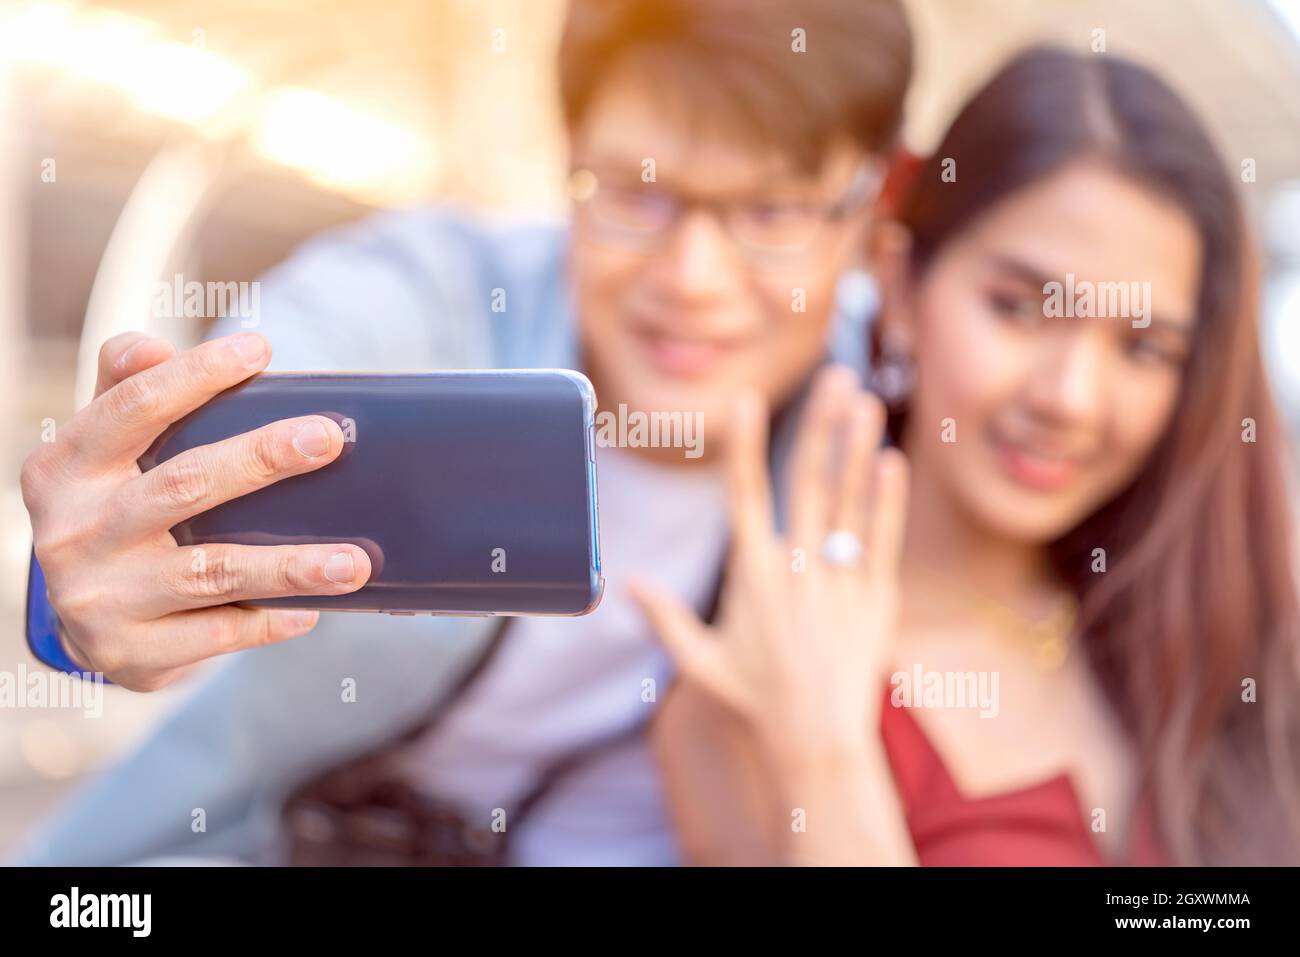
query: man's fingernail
[
  {"left": 292, "top": 421, "right": 331, "bottom": 458},
  {"left": 231, "top": 333, "right": 266, "bottom": 366},
  {"left": 287, "top": 610, "right": 318, "bottom": 630},
  {"left": 113, "top": 338, "right": 150, "bottom": 371},
  {"left": 324, "top": 551, "right": 356, "bottom": 583}
]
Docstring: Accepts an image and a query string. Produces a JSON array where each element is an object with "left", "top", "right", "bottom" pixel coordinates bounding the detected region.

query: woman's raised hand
[{"left": 631, "top": 364, "right": 909, "bottom": 757}]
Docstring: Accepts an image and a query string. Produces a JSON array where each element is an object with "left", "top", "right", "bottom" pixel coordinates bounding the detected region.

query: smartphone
[{"left": 137, "top": 370, "right": 603, "bottom": 616}]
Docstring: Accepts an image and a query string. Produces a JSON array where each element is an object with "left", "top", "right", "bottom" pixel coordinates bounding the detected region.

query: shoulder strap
[
  {"left": 507, "top": 552, "right": 730, "bottom": 826},
  {"left": 391, "top": 616, "right": 516, "bottom": 745}
]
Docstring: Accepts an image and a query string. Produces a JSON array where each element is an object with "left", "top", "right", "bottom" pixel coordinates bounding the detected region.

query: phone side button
[{"left": 386, "top": 611, "right": 416, "bottom": 616}]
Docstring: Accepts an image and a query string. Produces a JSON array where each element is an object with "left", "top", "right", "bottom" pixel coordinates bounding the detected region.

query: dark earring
[{"left": 873, "top": 345, "right": 915, "bottom": 409}]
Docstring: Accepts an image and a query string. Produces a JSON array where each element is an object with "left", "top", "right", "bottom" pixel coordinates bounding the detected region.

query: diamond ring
[{"left": 821, "top": 529, "right": 864, "bottom": 567}]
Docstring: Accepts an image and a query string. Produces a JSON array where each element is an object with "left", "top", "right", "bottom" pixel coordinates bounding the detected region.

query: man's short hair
[{"left": 558, "top": 0, "right": 913, "bottom": 170}]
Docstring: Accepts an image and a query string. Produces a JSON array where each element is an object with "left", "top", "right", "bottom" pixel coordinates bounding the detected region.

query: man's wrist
[
  {"left": 26, "top": 548, "right": 107, "bottom": 680},
  {"left": 55, "top": 622, "right": 93, "bottom": 673}
]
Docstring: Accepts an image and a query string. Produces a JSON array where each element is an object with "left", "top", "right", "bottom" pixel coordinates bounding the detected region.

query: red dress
[{"left": 878, "top": 689, "right": 1167, "bottom": 866}]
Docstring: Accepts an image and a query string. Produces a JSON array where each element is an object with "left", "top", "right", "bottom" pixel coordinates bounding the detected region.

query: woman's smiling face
[{"left": 895, "top": 160, "right": 1203, "bottom": 543}]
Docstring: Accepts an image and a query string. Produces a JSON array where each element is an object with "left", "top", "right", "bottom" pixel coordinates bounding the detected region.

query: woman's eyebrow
[
  {"left": 1136, "top": 314, "right": 1197, "bottom": 339},
  {"left": 984, "top": 254, "right": 1053, "bottom": 288},
  {"left": 985, "top": 253, "right": 1196, "bottom": 335}
]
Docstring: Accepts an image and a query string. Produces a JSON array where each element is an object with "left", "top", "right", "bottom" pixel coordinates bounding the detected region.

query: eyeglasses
[{"left": 567, "top": 162, "right": 881, "bottom": 267}]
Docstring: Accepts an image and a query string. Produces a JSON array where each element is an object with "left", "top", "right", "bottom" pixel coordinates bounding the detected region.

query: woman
[{"left": 630, "top": 46, "right": 1300, "bottom": 866}]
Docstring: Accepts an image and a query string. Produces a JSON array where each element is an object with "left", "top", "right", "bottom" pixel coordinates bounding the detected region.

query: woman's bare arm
[{"left": 650, "top": 680, "right": 782, "bottom": 865}]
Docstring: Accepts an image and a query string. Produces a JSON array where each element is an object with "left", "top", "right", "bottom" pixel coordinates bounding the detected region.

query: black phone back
[{"left": 138, "top": 371, "right": 603, "bottom": 616}]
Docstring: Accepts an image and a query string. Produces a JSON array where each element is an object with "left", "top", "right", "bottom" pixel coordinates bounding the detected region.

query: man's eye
[
  {"left": 745, "top": 202, "right": 810, "bottom": 224},
  {"left": 602, "top": 185, "right": 653, "bottom": 207},
  {"left": 597, "top": 186, "right": 674, "bottom": 221}
]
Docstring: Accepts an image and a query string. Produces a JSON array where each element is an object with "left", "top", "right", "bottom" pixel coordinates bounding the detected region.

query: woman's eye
[
  {"left": 989, "top": 290, "right": 1042, "bottom": 324},
  {"left": 1123, "top": 334, "right": 1185, "bottom": 366}
]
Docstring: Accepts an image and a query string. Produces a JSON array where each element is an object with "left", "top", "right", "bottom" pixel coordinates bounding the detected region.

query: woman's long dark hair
[{"left": 887, "top": 46, "right": 1300, "bottom": 865}]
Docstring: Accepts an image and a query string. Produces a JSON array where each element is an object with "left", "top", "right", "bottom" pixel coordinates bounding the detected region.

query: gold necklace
[{"left": 904, "top": 572, "right": 1079, "bottom": 672}]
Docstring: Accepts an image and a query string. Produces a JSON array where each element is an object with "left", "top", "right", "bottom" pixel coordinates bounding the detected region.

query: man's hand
[{"left": 20, "top": 331, "right": 373, "bottom": 691}]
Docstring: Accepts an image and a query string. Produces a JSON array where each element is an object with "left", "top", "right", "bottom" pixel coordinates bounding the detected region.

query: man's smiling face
[{"left": 567, "top": 59, "right": 876, "bottom": 462}]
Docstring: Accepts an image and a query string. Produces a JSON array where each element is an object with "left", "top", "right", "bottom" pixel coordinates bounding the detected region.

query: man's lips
[
  {"left": 991, "top": 435, "right": 1087, "bottom": 492},
  {"left": 633, "top": 328, "right": 741, "bottom": 378}
]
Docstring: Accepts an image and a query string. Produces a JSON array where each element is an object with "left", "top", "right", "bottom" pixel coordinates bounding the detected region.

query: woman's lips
[
  {"left": 992, "top": 438, "right": 1084, "bottom": 492},
  {"left": 635, "top": 329, "right": 738, "bottom": 379}
]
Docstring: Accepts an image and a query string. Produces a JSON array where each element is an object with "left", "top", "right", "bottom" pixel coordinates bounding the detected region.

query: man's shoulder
[
  {"left": 234, "top": 205, "right": 574, "bottom": 370},
  {"left": 281, "top": 205, "right": 569, "bottom": 288}
]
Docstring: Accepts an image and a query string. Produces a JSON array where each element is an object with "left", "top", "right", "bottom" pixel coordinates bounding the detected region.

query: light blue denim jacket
[{"left": 13, "top": 206, "right": 873, "bottom": 865}]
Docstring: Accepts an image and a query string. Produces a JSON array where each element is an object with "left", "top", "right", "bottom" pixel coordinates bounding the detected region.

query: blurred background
[{"left": 1, "top": 0, "right": 1298, "bottom": 856}]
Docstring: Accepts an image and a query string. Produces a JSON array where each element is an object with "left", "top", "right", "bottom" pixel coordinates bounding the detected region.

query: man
[{"left": 16, "top": 0, "right": 912, "bottom": 864}]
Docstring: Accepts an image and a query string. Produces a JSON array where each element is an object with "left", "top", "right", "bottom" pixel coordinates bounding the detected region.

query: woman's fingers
[
  {"left": 628, "top": 578, "right": 747, "bottom": 712},
  {"left": 725, "top": 389, "right": 776, "bottom": 556},
  {"left": 788, "top": 365, "right": 858, "bottom": 550},
  {"left": 831, "top": 392, "right": 886, "bottom": 543},
  {"left": 865, "top": 447, "right": 910, "bottom": 583},
  {"left": 627, "top": 578, "right": 711, "bottom": 668}
]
